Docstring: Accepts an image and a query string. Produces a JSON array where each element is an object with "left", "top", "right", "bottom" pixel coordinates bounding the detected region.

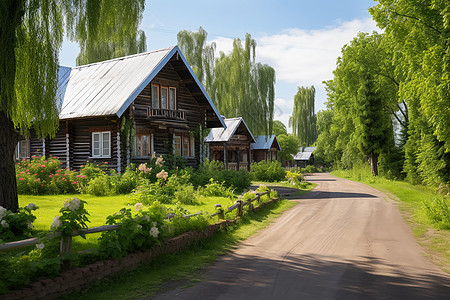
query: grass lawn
[
  {"left": 331, "top": 169, "right": 450, "bottom": 273},
  {"left": 18, "top": 194, "right": 235, "bottom": 252},
  {"left": 64, "top": 198, "right": 299, "bottom": 300}
]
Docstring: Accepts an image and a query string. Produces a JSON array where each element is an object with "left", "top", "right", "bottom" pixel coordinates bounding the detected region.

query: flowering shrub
[
  {"left": 0, "top": 204, "right": 38, "bottom": 242},
  {"left": 98, "top": 201, "right": 166, "bottom": 258},
  {"left": 286, "top": 170, "right": 304, "bottom": 186},
  {"left": 50, "top": 197, "right": 90, "bottom": 238},
  {"left": 16, "top": 156, "right": 79, "bottom": 195}
]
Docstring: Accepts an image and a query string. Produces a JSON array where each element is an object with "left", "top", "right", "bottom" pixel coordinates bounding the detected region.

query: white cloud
[
  {"left": 210, "top": 18, "right": 380, "bottom": 131},
  {"left": 256, "top": 18, "right": 380, "bottom": 86}
]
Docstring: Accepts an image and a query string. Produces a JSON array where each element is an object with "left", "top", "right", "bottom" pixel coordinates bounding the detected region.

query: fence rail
[{"left": 0, "top": 189, "right": 272, "bottom": 256}]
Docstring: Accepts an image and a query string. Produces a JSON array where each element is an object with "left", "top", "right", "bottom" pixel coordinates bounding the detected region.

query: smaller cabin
[
  {"left": 293, "top": 147, "right": 316, "bottom": 168},
  {"left": 251, "top": 135, "right": 281, "bottom": 162},
  {"left": 205, "top": 117, "right": 255, "bottom": 171}
]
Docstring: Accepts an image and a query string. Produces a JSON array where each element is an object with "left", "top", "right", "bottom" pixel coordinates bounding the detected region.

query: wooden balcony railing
[{"left": 148, "top": 108, "right": 186, "bottom": 121}]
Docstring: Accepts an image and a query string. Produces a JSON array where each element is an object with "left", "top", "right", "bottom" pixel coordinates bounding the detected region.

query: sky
[{"left": 59, "top": 0, "right": 380, "bottom": 132}]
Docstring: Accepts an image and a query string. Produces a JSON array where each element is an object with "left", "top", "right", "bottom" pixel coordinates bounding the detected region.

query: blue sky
[{"left": 60, "top": 0, "right": 379, "bottom": 131}]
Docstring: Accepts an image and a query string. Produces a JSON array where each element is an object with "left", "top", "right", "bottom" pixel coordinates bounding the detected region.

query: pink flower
[
  {"left": 34, "top": 178, "right": 40, "bottom": 182},
  {"left": 81, "top": 175, "right": 86, "bottom": 178},
  {"left": 41, "top": 184, "right": 43, "bottom": 186},
  {"left": 34, "top": 173, "right": 38, "bottom": 176},
  {"left": 41, "top": 165, "right": 45, "bottom": 168},
  {"left": 76, "top": 175, "right": 81, "bottom": 178},
  {"left": 49, "top": 175, "right": 52, "bottom": 178},
  {"left": 22, "top": 158, "right": 26, "bottom": 161},
  {"left": 71, "top": 182, "right": 77, "bottom": 184},
  {"left": 19, "top": 178, "right": 24, "bottom": 181}
]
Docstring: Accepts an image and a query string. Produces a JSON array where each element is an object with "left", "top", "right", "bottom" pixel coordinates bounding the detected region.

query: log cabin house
[
  {"left": 250, "top": 135, "right": 281, "bottom": 162},
  {"left": 15, "top": 46, "right": 225, "bottom": 171},
  {"left": 204, "top": 117, "right": 256, "bottom": 171},
  {"left": 292, "top": 147, "right": 316, "bottom": 168}
]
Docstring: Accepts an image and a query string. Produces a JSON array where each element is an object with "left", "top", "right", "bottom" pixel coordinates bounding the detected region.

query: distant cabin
[
  {"left": 250, "top": 135, "right": 281, "bottom": 162},
  {"left": 16, "top": 46, "right": 225, "bottom": 171},
  {"left": 205, "top": 117, "right": 255, "bottom": 171},
  {"left": 293, "top": 147, "right": 316, "bottom": 168}
]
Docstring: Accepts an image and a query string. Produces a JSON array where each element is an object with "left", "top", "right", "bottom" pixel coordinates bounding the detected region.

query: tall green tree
[
  {"left": 0, "top": 0, "right": 145, "bottom": 211},
  {"left": 177, "top": 29, "right": 276, "bottom": 136},
  {"left": 289, "top": 86, "right": 317, "bottom": 147},
  {"left": 272, "top": 120, "right": 287, "bottom": 136},
  {"left": 277, "top": 134, "right": 300, "bottom": 164},
  {"left": 370, "top": 0, "right": 450, "bottom": 187}
]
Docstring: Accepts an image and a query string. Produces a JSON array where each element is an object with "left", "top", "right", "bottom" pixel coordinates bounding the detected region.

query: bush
[
  {"left": 250, "top": 161, "right": 286, "bottom": 182},
  {"left": 84, "top": 175, "right": 111, "bottom": 196},
  {"left": 197, "top": 179, "right": 235, "bottom": 198},
  {"left": 0, "top": 204, "right": 38, "bottom": 242},
  {"left": 174, "top": 185, "right": 199, "bottom": 205},
  {"left": 422, "top": 196, "right": 450, "bottom": 229}
]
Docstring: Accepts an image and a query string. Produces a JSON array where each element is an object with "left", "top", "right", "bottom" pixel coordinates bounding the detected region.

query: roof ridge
[{"left": 70, "top": 46, "right": 176, "bottom": 69}]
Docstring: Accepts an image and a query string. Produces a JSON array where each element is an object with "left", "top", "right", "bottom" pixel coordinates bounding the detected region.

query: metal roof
[
  {"left": 250, "top": 135, "right": 281, "bottom": 151},
  {"left": 293, "top": 146, "right": 316, "bottom": 161},
  {"left": 205, "top": 117, "right": 255, "bottom": 143},
  {"left": 56, "top": 46, "right": 225, "bottom": 128}
]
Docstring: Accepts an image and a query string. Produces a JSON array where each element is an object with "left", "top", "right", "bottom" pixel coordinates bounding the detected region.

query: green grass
[
  {"left": 331, "top": 168, "right": 449, "bottom": 273},
  {"left": 18, "top": 194, "right": 235, "bottom": 252},
  {"left": 64, "top": 198, "right": 298, "bottom": 300}
]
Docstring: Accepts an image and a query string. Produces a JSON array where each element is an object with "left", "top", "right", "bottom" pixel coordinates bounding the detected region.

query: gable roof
[
  {"left": 293, "top": 146, "right": 316, "bottom": 161},
  {"left": 250, "top": 135, "right": 281, "bottom": 151},
  {"left": 56, "top": 46, "right": 225, "bottom": 128},
  {"left": 205, "top": 117, "right": 256, "bottom": 143}
]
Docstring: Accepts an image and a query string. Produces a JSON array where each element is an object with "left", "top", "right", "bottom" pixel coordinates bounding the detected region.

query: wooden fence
[{"left": 0, "top": 189, "right": 272, "bottom": 257}]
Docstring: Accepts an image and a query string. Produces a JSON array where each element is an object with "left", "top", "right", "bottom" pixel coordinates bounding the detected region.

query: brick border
[{"left": 3, "top": 198, "right": 279, "bottom": 300}]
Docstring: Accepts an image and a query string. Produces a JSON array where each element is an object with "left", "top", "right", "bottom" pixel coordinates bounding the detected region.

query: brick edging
[{"left": 3, "top": 198, "right": 279, "bottom": 299}]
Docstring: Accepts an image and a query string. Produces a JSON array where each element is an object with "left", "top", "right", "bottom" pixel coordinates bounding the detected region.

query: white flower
[
  {"left": 36, "top": 242, "right": 45, "bottom": 250},
  {"left": 144, "top": 215, "right": 150, "bottom": 222},
  {"left": 64, "top": 198, "right": 81, "bottom": 211},
  {"left": 137, "top": 224, "right": 142, "bottom": 230},
  {"left": 134, "top": 203, "right": 143, "bottom": 211},
  {"left": 51, "top": 216, "right": 62, "bottom": 229},
  {"left": 27, "top": 221, "right": 33, "bottom": 230},
  {"left": 149, "top": 226, "right": 159, "bottom": 238},
  {"left": 156, "top": 170, "right": 168, "bottom": 180},
  {"left": 0, "top": 206, "right": 7, "bottom": 220},
  {"left": 152, "top": 221, "right": 157, "bottom": 227},
  {"left": 155, "top": 156, "right": 164, "bottom": 167},
  {"left": 27, "top": 203, "right": 37, "bottom": 210},
  {"left": 1, "top": 220, "right": 9, "bottom": 228}
]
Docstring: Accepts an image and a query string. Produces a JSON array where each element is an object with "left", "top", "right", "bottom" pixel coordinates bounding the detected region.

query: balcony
[{"left": 148, "top": 108, "right": 186, "bottom": 121}]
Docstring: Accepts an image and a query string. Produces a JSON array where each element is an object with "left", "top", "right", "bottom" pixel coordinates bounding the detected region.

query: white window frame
[
  {"left": 15, "top": 140, "right": 30, "bottom": 160},
  {"left": 92, "top": 131, "right": 111, "bottom": 158}
]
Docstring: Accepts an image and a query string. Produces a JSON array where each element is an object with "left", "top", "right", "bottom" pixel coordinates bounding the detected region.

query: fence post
[
  {"left": 256, "top": 193, "right": 261, "bottom": 204},
  {"left": 237, "top": 200, "right": 243, "bottom": 217},
  {"left": 268, "top": 188, "right": 272, "bottom": 200},
  {"left": 60, "top": 234, "right": 72, "bottom": 269}
]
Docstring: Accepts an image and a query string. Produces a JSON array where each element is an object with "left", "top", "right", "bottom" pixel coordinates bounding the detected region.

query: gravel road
[{"left": 150, "top": 173, "right": 450, "bottom": 299}]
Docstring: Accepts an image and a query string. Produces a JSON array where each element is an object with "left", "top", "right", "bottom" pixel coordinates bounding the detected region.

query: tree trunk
[
  {"left": 369, "top": 152, "right": 379, "bottom": 176},
  {"left": 0, "top": 112, "right": 19, "bottom": 212}
]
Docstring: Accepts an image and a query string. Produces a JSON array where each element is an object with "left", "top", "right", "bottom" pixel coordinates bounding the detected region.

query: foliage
[
  {"left": 422, "top": 197, "right": 450, "bottom": 229},
  {"left": 63, "top": 0, "right": 147, "bottom": 65},
  {"left": 277, "top": 134, "right": 300, "bottom": 163},
  {"left": 166, "top": 204, "right": 210, "bottom": 237},
  {"left": 197, "top": 179, "right": 235, "bottom": 198},
  {"left": 0, "top": 203, "right": 38, "bottom": 242},
  {"left": 272, "top": 120, "right": 287, "bottom": 136},
  {"left": 289, "top": 86, "right": 317, "bottom": 147},
  {"left": 250, "top": 161, "right": 286, "bottom": 182},
  {"left": 98, "top": 202, "right": 166, "bottom": 259},
  {"left": 50, "top": 197, "right": 90, "bottom": 238},
  {"left": 178, "top": 28, "right": 275, "bottom": 136},
  {"left": 16, "top": 156, "right": 79, "bottom": 195},
  {"left": 286, "top": 171, "right": 303, "bottom": 186}
]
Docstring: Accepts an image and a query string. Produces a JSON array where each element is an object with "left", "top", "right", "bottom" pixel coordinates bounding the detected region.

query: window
[
  {"left": 151, "top": 84, "right": 176, "bottom": 109},
  {"left": 169, "top": 87, "right": 176, "bottom": 109},
  {"left": 161, "top": 86, "right": 168, "bottom": 109},
  {"left": 15, "top": 140, "right": 30, "bottom": 160},
  {"left": 92, "top": 132, "right": 110, "bottom": 158},
  {"left": 174, "top": 135, "right": 182, "bottom": 156},
  {"left": 136, "top": 134, "right": 151, "bottom": 157},
  {"left": 151, "top": 84, "right": 159, "bottom": 109},
  {"left": 174, "top": 133, "right": 195, "bottom": 157}
]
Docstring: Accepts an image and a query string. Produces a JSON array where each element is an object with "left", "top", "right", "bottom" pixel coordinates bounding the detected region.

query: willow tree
[
  {"left": 177, "top": 29, "right": 275, "bottom": 136},
  {"left": 63, "top": 0, "right": 146, "bottom": 65},
  {"left": 289, "top": 86, "right": 317, "bottom": 147},
  {"left": 0, "top": 0, "right": 146, "bottom": 211}
]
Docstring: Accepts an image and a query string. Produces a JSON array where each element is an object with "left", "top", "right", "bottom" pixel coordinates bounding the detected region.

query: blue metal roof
[
  {"left": 205, "top": 117, "right": 255, "bottom": 143},
  {"left": 250, "top": 135, "right": 281, "bottom": 151}
]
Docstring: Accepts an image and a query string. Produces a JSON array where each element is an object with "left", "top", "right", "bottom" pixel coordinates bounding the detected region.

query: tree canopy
[
  {"left": 289, "top": 86, "right": 317, "bottom": 147},
  {"left": 177, "top": 28, "right": 276, "bottom": 136}
]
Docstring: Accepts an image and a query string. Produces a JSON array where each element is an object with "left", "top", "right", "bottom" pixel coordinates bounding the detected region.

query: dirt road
[{"left": 151, "top": 173, "right": 450, "bottom": 299}]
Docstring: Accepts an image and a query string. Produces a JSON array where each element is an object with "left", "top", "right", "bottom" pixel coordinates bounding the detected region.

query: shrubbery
[
  {"left": 0, "top": 204, "right": 38, "bottom": 242},
  {"left": 250, "top": 160, "right": 286, "bottom": 182}
]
